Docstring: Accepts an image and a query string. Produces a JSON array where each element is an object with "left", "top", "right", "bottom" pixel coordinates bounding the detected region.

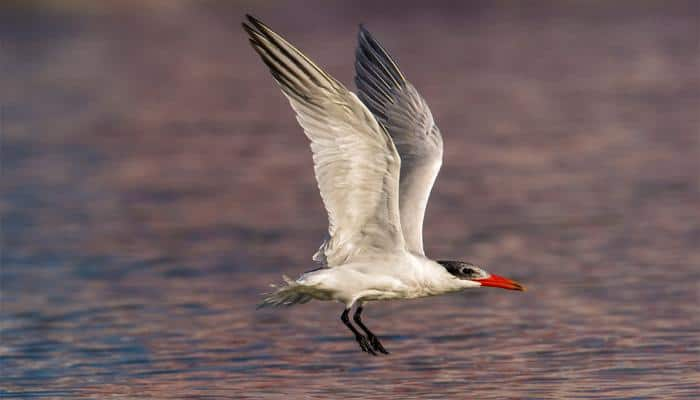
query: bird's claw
[
  {"left": 368, "top": 335, "right": 389, "bottom": 354},
  {"left": 355, "top": 334, "right": 377, "bottom": 355}
]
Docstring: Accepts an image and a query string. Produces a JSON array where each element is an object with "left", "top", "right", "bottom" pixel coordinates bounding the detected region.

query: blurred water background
[{"left": 1, "top": 1, "right": 699, "bottom": 398}]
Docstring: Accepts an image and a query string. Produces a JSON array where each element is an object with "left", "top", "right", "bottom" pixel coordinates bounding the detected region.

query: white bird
[{"left": 243, "top": 15, "right": 524, "bottom": 355}]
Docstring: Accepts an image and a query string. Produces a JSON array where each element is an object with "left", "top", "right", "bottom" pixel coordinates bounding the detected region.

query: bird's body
[
  {"left": 243, "top": 15, "right": 524, "bottom": 354},
  {"left": 283, "top": 252, "right": 479, "bottom": 306}
]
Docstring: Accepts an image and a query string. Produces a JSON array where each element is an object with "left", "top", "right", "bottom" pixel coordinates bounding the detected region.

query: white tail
[{"left": 257, "top": 276, "right": 314, "bottom": 308}]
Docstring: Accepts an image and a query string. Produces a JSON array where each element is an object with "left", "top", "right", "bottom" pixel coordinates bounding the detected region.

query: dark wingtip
[
  {"left": 241, "top": 21, "right": 254, "bottom": 35},
  {"left": 242, "top": 13, "right": 261, "bottom": 36},
  {"left": 245, "top": 14, "right": 268, "bottom": 32},
  {"left": 358, "top": 24, "right": 373, "bottom": 43}
]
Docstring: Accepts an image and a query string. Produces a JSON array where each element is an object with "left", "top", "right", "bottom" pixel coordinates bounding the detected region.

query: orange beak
[{"left": 475, "top": 274, "right": 525, "bottom": 291}]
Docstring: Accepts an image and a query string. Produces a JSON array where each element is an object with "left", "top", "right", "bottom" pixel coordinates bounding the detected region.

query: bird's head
[{"left": 438, "top": 260, "right": 525, "bottom": 291}]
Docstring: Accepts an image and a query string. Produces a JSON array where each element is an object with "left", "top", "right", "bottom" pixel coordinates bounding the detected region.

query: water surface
[{"left": 2, "top": 1, "right": 699, "bottom": 399}]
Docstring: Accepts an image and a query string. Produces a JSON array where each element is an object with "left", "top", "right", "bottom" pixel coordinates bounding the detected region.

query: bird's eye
[{"left": 461, "top": 267, "right": 475, "bottom": 276}]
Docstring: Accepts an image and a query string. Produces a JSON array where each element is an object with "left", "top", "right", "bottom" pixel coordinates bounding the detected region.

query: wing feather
[
  {"left": 354, "top": 26, "right": 444, "bottom": 255},
  {"left": 243, "top": 16, "right": 405, "bottom": 266}
]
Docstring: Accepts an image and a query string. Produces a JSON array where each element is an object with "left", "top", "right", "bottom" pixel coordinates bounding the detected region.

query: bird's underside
[{"left": 243, "top": 15, "right": 524, "bottom": 355}]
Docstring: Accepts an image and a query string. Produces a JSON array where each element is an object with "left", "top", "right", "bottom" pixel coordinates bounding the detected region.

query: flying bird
[{"left": 243, "top": 15, "right": 524, "bottom": 355}]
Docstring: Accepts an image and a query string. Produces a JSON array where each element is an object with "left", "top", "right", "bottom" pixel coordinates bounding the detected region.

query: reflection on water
[{"left": 2, "top": 1, "right": 699, "bottom": 399}]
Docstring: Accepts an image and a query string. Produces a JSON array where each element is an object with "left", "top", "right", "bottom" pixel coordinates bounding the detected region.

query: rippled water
[{"left": 2, "top": 1, "right": 699, "bottom": 399}]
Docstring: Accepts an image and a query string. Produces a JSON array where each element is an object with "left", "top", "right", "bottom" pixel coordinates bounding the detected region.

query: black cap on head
[{"left": 437, "top": 260, "right": 485, "bottom": 280}]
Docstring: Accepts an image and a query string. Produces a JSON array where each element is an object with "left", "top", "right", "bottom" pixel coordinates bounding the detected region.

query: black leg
[
  {"left": 353, "top": 306, "right": 389, "bottom": 354},
  {"left": 341, "top": 309, "right": 376, "bottom": 355}
]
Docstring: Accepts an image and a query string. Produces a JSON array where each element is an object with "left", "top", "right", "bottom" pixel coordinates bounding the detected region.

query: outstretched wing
[
  {"left": 243, "top": 15, "right": 405, "bottom": 267},
  {"left": 355, "top": 26, "right": 444, "bottom": 256}
]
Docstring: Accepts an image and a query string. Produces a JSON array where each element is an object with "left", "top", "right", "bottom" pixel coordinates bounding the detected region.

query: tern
[{"left": 243, "top": 15, "right": 524, "bottom": 355}]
